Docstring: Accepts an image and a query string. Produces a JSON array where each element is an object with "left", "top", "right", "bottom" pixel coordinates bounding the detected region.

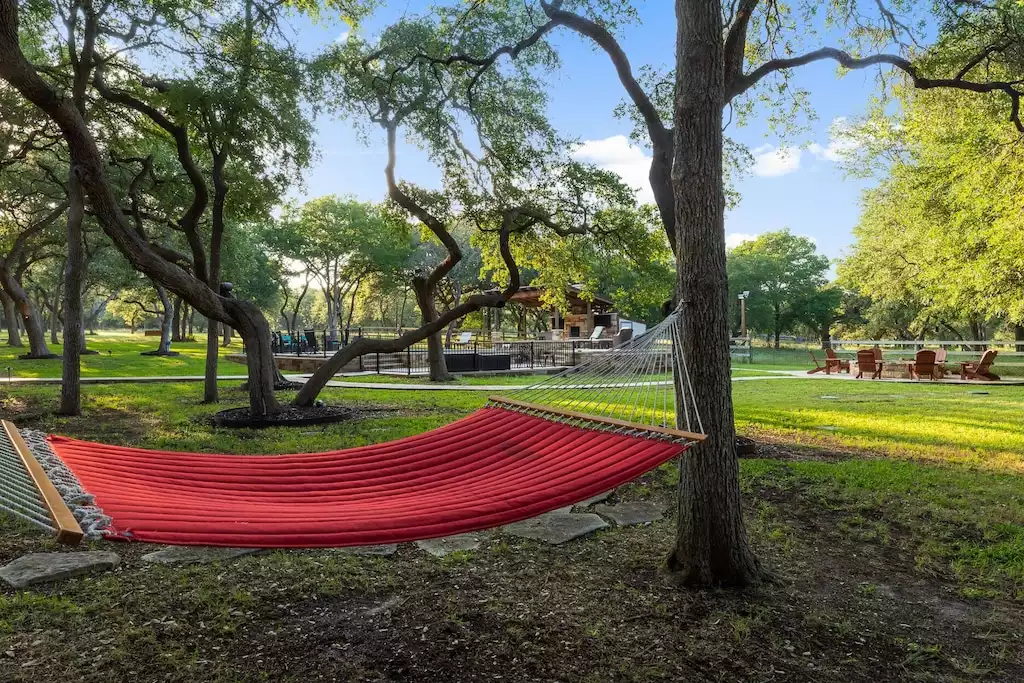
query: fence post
[
  {"left": 322, "top": 330, "right": 327, "bottom": 357},
  {"left": 572, "top": 341, "right": 577, "bottom": 366},
  {"left": 376, "top": 352, "right": 380, "bottom": 374},
  {"left": 530, "top": 342, "right": 534, "bottom": 369},
  {"left": 407, "top": 347, "right": 411, "bottom": 376}
]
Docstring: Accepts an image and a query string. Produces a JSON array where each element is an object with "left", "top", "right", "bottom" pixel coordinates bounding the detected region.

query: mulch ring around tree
[
  {"left": 735, "top": 435, "right": 758, "bottom": 456},
  {"left": 213, "top": 403, "right": 364, "bottom": 428}
]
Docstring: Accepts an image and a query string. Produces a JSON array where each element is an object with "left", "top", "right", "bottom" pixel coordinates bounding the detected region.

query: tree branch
[{"left": 729, "top": 47, "right": 1024, "bottom": 131}]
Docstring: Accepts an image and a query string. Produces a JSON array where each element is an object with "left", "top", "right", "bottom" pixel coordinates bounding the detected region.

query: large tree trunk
[
  {"left": 59, "top": 175, "right": 85, "bottom": 415},
  {"left": 1, "top": 270, "right": 54, "bottom": 358},
  {"left": 227, "top": 299, "right": 281, "bottom": 415},
  {"left": 1, "top": 289, "right": 22, "bottom": 347},
  {"left": 667, "top": 0, "right": 760, "bottom": 586},
  {"left": 221, "top": 323, "right": 232, "bottom": 347},
  {"left": 413, "top": 277, "right": 449, "bottom": 381},
  {"left": 1015, "top": 323, "right": 1024, "bottom": 354}
]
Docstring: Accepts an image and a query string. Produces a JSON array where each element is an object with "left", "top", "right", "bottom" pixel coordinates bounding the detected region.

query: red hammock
[{"left": 47, "top": 406, "right": 690, "bottom": 548}]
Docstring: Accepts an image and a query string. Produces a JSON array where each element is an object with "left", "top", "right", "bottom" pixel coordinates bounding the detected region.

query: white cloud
[
  {"left": 726, "top": 232, "right": 757, "bottom": 249},
  {"left": 808, "top": 117, "right": 862, "bottom": 162},
  {"left": 572, "top": 135, "right": 654, "bottom": 204},
  {"left": 751, "top": 144, "right": 801, "bottom": 177},
  {"left": 336, "top": 30, "right": 350, "bottom": 43}
]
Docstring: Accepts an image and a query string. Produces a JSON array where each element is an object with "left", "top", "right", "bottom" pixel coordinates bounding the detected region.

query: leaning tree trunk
[
  {"left": 413, "top": 277, "right": 449, "bottom": 381},
  {"left": 1, "top": 289, "right": 22, "bottom": 347},
  {"left": 59, "top": 175, "right": 86, "bottom": 416},
  {"left": 1, "top": 270, "right": 54, "bottom": 358},
  {"left": 667, "top": 0, "right": 760, "bottom": 586}
]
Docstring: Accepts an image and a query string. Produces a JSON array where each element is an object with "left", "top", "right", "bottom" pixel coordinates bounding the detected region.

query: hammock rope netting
[{"left": 0, "top": 309, "right": 704, "bottom": 548}]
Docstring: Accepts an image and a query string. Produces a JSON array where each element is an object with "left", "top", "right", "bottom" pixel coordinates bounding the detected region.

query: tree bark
[
  {"left": 343, "top": 279, "right": 360, "bottom": 345},
  {"left": 49, "top": 276, "right": 61, "bottom": 345},
  {"left": 413, "top": 277, "right": 450, "bottom": 381},
  {"left": 773, "top": 307, "right": 781, "bottom": 349},
  {"left": 155, "top": 285, "right": 173, "bottom": 355},
  {"left": 171, "top": 297, "right": 183, "bottom": 342},
  {"left": 1, "top": 289, "right": 22, "bottom": 347},
  {"left": 59, "top": 174, "right": 85, "bottom": 415},
  {"left": 1015, "top": 323, "right": 1024, "bottom": 354},
  {"left": 227, "top": 299, "right": 281, "bottom": 415},
  {"left": 203, "top": 317, "right": 220, "bottom": 403},
  {"left": 667, "top": 0, "right": 760, "bottom": 586},
  {"left": 820, "top": 324, "right": 832, "bottom": 350}
]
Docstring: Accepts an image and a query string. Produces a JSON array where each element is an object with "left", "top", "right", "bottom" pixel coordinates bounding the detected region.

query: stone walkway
[{"left": 0, "top": 497, "right": 670, "bottom": 586}]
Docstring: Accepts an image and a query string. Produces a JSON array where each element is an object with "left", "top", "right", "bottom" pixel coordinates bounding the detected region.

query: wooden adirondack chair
[
  {"left": 807, "top": 351, "right": 825, "bottom": 374},
  {"left": 855, "top": 349, "right": 882, "bottom": 379},
  {"left": 934, "top": 348, "right": 948, "bottom": 378},
  {"left": 824, "top": 347, "right": 851, "bottom": 374},
  {"left": 907, "top": 349, "right": 937, "bottom": 380},
  {"left": 960, "top": 349, "right": 999, "bottom": 381}
]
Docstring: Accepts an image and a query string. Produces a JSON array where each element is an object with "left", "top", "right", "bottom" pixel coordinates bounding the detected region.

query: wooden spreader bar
[
  {"left": 1, "top": 420, "right": 83, "bottom": 545},
  {"left": 488, "top": 396, "right": 707, "bottom": 442}
]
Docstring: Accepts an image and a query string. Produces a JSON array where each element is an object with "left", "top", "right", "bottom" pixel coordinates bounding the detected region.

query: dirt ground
[{"left": 0, "top": 444, "right": 1021, "bottom": 683}]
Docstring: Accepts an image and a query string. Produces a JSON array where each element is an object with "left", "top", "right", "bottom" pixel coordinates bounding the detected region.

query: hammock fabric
[{"left": 47, "top": 406, "right": 689, "bottom": 548}]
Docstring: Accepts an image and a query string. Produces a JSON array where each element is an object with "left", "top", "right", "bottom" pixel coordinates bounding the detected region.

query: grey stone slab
[
  {"left": 0, "top": 552, "right": 120, "bottom": 588},
  {"left": 415, "top": 533, "right": 483, "bottom": 557},
  {"left": 593, "top": 501, "right": 665, "bottom": 527},
  {"left": 336, "top": 544, "right": 398, "bottom": 557},
  {"left": 502, "top": 512, "right": 608, "bottom": 545},
  {"left": 141, "top": 546, "right": 261, "bottom": 566}
]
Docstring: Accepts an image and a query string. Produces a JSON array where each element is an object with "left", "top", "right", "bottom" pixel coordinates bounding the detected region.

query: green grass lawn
[
  {"left": 2, "top": 377, "right": 1024, "bottom": 680},
  {"left": 0, "top": 331, "right": 246, "bottom": 378}
]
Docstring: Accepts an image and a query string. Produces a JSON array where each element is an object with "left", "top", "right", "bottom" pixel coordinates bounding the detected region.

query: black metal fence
[{"left": 268, "top": 328, "right": 613, "bottom": 374}]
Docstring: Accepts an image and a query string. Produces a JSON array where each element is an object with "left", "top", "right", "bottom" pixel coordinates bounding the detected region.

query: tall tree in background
[
  {"left": 840, "top": 82, "right": 1024, "bottom": 340},
  {"left": 727, "top": 230, "right": 830, "bottom": 348},
  {"left": 270, "top": 197, "right": 409, "bottom": 345}
]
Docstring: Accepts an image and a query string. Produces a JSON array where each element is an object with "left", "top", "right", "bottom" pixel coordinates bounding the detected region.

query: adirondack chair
[
  {"left": 855, "top": 349, "right": 882, "bottom": 379},
  {"left": 960, "top": 349, "right": 1000, "bottom": 381},
  {"left": 934, "top": 348, "right": 948, "bottom": 378},
  {"left": 824, "top": 347, "right": 851, "bottom": 374},
  {"left": 807, "top": 351, "right": 827, "bottom": 374},
  {"left": 907, "top": 349, "right": 937, "bottom": 380}
]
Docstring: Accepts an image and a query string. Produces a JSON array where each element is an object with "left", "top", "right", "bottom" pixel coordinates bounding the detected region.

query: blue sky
[{"left": 287, "top": 2, "right": 886, "bottom": 267}]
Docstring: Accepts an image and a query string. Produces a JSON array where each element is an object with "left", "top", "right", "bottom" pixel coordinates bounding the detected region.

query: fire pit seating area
[{"left": 821, "top": 346, "right": 1002, "bottom": 381}]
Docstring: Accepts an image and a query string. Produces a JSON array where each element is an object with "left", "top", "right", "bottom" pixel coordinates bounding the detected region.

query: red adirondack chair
[
  {"left": 907, "top": 349, "right": 937, "bottom": 380},
  {"left": 824, "top": 347, "right": 851, "bottom": 374},
  {"left": 855, "top": 349, "right": 882, "bottom": 379},
  {"left": 960, "top": 349, "right": 999, "bottom": 381}
]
